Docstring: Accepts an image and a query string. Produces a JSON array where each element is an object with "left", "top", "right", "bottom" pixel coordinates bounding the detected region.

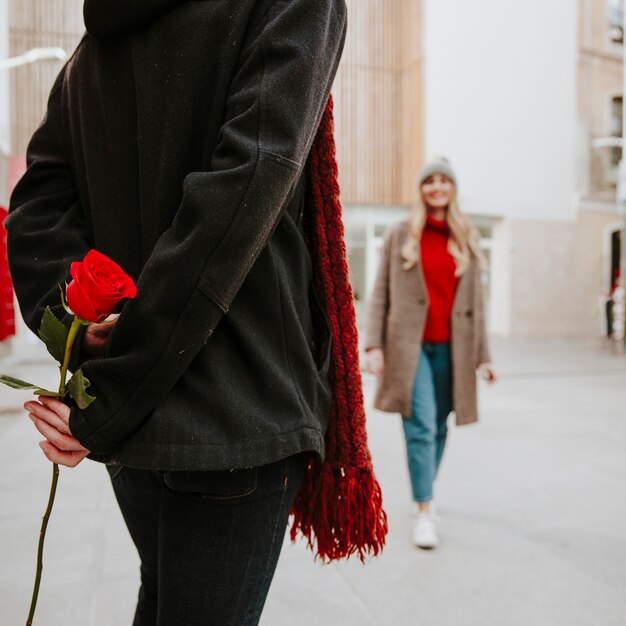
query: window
[
  {"left": 611, "top": 96, "right": 623, "bottom": 168},
  {"left": 609, "top": 0, "right": 624, "bottom": 43}
]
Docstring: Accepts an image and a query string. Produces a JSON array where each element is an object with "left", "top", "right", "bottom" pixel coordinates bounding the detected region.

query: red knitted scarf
[{"left": 290, "top": 97, "right": 388, "bottom": 562}]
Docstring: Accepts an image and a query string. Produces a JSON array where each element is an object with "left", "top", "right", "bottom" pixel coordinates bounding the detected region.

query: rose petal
[
  {"left": 69, "top": 260, "right": 84, "bottom": 281},
  {"left": 66, "top": 277, "right": 100, "bottom": 323}
]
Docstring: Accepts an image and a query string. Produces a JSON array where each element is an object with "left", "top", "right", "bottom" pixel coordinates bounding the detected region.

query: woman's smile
[{"left": 421, "top": 174, "right": 454, "bottom": 210}]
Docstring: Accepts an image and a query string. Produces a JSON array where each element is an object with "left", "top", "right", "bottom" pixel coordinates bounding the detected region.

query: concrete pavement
[{"left": 0, "top": 337, "right": 625, "bottom": 626}]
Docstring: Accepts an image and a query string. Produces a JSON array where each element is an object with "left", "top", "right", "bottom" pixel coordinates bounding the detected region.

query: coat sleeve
[
  {"left": 6, "top": 66, "right": 91, "bottom": 362},
  {"left": 473, "top": 258, "right": 491, "bottom": 365},
  {"left": 64, "top": 0, "right": 347, "bottom": 453},
  {"left": 364, "top": 228, "right": 393, "bottom": 351}
]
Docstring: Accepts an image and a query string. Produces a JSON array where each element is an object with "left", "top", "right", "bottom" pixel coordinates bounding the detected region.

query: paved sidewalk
[{"left": 0, "top": 338, "right": 625, "bottom": 626}]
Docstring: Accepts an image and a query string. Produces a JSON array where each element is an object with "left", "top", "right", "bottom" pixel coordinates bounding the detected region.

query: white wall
[
  {"left": 423, "top": 0, "right": 578, "bottom": 222},
  {"left": 489, "top": 218, "right": 512, "bottom": 335}
]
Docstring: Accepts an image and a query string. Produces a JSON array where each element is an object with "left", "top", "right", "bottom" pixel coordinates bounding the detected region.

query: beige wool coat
[{"left": 365, "top": 221, "right": 491, "bottom": 426}]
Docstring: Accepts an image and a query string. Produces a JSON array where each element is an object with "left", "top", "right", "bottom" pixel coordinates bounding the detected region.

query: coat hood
[{"left": 84, "top": 0, "right": 186, "bottom": 38}]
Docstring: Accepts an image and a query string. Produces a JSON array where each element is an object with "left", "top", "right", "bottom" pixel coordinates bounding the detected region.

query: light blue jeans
[{"left": 402, "top": 342, "right": 453, "bottom": 503}]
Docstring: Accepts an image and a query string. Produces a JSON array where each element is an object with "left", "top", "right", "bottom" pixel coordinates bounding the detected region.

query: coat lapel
[
  {"left": 452, "top": 266, "right": 470, "bottom": 315},
  {"left": 395, "top": 223, "right": 429, "bottom": 312}
]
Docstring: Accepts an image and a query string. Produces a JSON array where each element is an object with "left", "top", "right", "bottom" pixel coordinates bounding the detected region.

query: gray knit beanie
[{"left": 417, "top": 156, "right": 457, "bottom": 188}]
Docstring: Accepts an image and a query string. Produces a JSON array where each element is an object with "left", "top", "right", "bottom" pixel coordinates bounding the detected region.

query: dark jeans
[{"left": 108, "top": 454, "right": 306, "bottom": 626}]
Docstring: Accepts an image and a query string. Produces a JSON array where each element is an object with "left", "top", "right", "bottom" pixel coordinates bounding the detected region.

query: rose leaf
[
  {"left": 68, "top": 369, "right": 96, "bottom": 409},
  {"left": 0, "top": 375, "right": 58, "bottom": 396},
  {"left": 38, "top": 307, "right": 70, "bottom": 365}
]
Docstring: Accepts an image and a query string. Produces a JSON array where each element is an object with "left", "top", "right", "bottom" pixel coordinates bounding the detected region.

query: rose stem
[
  {"left": 59, "top": 316, "right": 83, "bottom": 397},
  {"left": 26, "top": 315, "right": 82, "bottom": 626}
]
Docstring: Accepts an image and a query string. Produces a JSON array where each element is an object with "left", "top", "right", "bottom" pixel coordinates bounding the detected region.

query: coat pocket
[{"left": 309, "top": 284, "right": 332, "bottom": 375}]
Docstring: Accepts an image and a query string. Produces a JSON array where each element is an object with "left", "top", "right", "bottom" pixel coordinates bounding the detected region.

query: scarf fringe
[{"left": 290, "top": 460, "right": 388, "bottom": 563}]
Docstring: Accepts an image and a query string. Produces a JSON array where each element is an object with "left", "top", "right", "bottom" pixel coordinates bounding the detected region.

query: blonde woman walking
[{"left": 365, "top": 157, "right": 496, "bottom": 549}]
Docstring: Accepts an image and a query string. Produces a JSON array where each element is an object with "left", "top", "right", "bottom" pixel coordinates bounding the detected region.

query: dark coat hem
[{"left": 89, "top": 426, "right": 325, "bottom": 471}]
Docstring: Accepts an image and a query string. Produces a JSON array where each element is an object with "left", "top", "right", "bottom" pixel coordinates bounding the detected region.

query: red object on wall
[{"left": 0, "top": 206, "right": 16, "bottom": 341}]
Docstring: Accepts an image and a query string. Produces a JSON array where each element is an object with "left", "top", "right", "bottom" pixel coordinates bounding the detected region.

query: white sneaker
[{"left": 412, "top": 511, "right": 439, "bottom": 549}]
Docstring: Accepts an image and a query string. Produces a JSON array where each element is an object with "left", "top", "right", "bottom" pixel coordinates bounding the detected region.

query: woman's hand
[
  {"left": 365, "top": 348, "right": 385, "bottom": 376},
  {"left": 82, "top": 314, "right": 119, "bottom": 358},
  {"left": 24, "top": 396, "right": 90, "bottom": 468},
  {"left": 478, "top": 363, "right": 497, "bottom": 384}
]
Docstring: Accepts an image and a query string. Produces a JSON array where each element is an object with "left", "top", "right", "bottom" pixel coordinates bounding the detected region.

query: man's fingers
[
  {"left": 39, "top": 441, "right": 89, "bottom": 468},
  {"left": 88, "top": 316, "right": 118, "bottom": 336},
  {"left": 83, "top": 318, "right": 118, "bottom": 356},
  {"left": 24, "top": 399, "right": 70, "bottom": 434},
  {"left": 87, "top": 323, "right": 115, "bottom": 338},
  {"left": 38, "top": 395, "right": 71, "bottom": 419},
  {"left": 29, "top": 416, "right": 86, "bottom": 452}
]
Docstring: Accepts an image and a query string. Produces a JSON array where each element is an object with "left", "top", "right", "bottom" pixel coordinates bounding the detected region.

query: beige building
[{"left": 337, "top": 0, "right": 625, "bottom": 340}]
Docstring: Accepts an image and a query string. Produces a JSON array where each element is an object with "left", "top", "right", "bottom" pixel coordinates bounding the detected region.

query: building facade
[
  {"left": 336, "top": 0, "right": 625, "bottom": 339},
  {"left": 2, "top": 0, "right": 625, "bottom": 343},
  {"left": 578, "top": 0, "right": 624, "bottom": 330}
]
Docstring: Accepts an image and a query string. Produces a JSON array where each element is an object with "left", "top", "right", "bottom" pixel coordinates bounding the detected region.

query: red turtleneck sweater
[{"left": 420, "top": 215, "right": 458, "bottom": 342}]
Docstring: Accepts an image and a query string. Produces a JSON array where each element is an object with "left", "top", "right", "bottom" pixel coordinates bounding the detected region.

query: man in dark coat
[{"left": 7, "top": 0, "right": 347, "bottom": 623}]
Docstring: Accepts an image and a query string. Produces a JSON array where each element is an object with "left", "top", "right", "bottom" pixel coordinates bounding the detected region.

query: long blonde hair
[{"left": 401, "top": 185, "right": 485, "bottom": 276}]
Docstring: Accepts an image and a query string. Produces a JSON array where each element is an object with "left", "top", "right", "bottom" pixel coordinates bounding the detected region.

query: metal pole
[{"left": 0, "top": 47, "right": 67, "bottom": 71}]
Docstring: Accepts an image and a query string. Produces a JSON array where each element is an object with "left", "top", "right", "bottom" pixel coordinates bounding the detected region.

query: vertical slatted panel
[
  {"left": 9, "top": 0, "right": 425, "bottom": 207},
  {"left": 398, "top": 0, "right": 424, "bottom": 206},
  {"left": 334, "top": 0, "right": 402, "bottom": 206},
  {"left": 333, "top": 0, "right": 423, "bottom": 207},
  {"left": 9, "top": 0, "right": 83, "bottom": 156}
]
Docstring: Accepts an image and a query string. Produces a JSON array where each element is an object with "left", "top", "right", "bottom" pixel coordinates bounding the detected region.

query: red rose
[{"left": 66, "top": 250, "right": 137, "bottom": 323}]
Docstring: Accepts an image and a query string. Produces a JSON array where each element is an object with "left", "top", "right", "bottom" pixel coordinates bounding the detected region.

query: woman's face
[{"left": 420, "top": 174, "right": 454, "bottom": 212}]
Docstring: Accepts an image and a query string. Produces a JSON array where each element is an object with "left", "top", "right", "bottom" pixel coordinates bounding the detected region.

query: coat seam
[{"left": 270, "top": 244, "right": 311, "bottom": 426}]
